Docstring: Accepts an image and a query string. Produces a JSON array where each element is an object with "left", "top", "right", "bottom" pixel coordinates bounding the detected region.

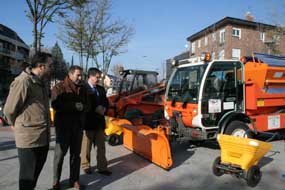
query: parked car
[{"left": 0, "top": 99, "right": 7, "bottom": 127}]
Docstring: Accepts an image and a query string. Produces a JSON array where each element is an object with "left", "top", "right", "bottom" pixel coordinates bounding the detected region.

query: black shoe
[
  {"left": 98, "top": 170, "right": 112, "bottom": 176},
  {"left": 83, "top": 168, "right": 92, "bottom": 174}
]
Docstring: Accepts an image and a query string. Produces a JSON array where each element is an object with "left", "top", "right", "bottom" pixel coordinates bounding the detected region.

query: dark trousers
[
  {"left": 17, "top": 146, "right": 49, "bottom": 190},
  {"left": 53, "top": 126, "right": 83, "bottom": 184}
]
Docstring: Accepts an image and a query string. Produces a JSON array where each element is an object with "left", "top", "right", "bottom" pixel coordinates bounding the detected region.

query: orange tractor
[
  {"left": 107, "top": 69, "right": 165, "bottom": 119},
  {"left": 164, "top": 52, "right": 285, "bottom": 142}
]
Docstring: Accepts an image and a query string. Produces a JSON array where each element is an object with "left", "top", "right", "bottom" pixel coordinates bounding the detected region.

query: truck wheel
[
  {"left": 108, "top": 134, "right": 122, "bottom": 146},
  {"left": 246, "top": 165, "right": 261, "bottom": 187},
  {"left": 212, "top": 156, "right": 224, "bottom": 176},
  {"left": 225, "top": 121, "right": 253, "bottom": 138}
]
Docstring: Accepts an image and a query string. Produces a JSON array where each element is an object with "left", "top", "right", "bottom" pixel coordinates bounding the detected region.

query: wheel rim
[{"left": 232, "top": 128, "right": 248, "bottom": 138}]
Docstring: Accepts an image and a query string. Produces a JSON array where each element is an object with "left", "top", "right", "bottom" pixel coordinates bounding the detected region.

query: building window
[
  {"left": 260, "top": 32, "right": 265, "bottom": 42},
  {"left": 191, "top": 42, "right": 196, "bottom": 54},
  {"left": 232, "top": 48, "right": 241, "bottom": 59},
  {"left": 212, "top": 32, "right": 216, "bottom": 41},
  {"left": 220, "top": 29, "right": 225, "bottom": 44},
  {"left": 205, "top": 36, "right": 208, "bottom": 46},
  {"left": 198, "top": 40, "right": 201, "bottom": 48},
  {"left": 219, "top": 49, "right": 224, "bottom": 60},
  {"left": 232, "top": 28, "right": 241, "bottom": 38}
]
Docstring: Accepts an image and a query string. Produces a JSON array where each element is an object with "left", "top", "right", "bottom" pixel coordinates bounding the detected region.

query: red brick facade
[{"left": 187, "top": 17, "right": 285, "bottom": 59}]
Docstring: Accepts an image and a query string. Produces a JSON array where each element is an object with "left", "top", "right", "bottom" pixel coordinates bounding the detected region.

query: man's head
[
  {"left": 31, "top": 52, "right": 52, "bottom": 78},
  {"left": 68, "top": 65, "right": 83, "bottom": 84},
  {"left": 87, "top": 67, "right": 102, "bottom": 86}
]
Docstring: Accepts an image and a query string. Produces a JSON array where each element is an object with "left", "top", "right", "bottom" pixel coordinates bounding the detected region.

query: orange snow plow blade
[{"left": 122, "top": 124, "right": 173, "bottom": 170}]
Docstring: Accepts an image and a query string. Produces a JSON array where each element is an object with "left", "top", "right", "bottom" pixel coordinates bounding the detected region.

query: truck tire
[
  {"left": 225, "top": 120, "right": 253, "bottom": 138},
  {"left": 108, "top": 134, "right": 122, "bottom": 146}
]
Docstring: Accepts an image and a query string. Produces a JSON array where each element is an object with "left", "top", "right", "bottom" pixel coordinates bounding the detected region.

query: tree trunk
[{"left": 33, "top": 0, "right": 38, "bottom": 53}]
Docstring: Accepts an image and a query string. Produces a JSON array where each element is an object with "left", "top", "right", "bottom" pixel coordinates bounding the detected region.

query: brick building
[{"left": 187, "top": 16, "right": 285, "bottom": 60}]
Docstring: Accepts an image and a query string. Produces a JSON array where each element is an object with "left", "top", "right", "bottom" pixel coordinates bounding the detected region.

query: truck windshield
[
  {"left": 166, "top": 64, "right": 207, "bottom": 104},
  {"left": 119, "top": 73, "right": 158, "bottom": 93}
]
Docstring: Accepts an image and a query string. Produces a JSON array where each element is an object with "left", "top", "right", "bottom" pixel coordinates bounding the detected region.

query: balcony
[
  {"left": 0, "top": 47, "right": 16, "bottom": 58},
  {"left": 15, "top": 51, "right": 24, "bottom": 60}
]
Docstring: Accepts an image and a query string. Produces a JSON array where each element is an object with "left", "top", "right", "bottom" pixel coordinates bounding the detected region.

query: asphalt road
[{"left": 0, "top": 127, "right": 284, "bottom": 190}]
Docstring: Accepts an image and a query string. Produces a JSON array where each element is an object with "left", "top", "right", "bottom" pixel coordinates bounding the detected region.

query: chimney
[{"left": 245, "top": 12, "right": 254, "bottom": 21}]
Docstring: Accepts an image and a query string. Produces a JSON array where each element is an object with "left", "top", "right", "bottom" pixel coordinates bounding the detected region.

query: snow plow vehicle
[
  {"left": 165, "top": 52, "right": 285, "bottom": 142},
  {"left": 106, "top": 69, "right": 166, "bottom": 140},
  {"left": 106, "top": 52, "right": 285, "bottom": 170},
  {"left": 105, "top": 69, "right": 172, "bottom": 169}
]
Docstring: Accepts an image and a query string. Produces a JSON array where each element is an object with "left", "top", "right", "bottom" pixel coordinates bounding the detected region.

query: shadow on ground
[{"left": 59, "top": 152, "right": 149, "bottom": 190}]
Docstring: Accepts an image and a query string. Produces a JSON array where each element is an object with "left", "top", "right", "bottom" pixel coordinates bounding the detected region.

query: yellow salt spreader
[{"left": 212, "top": 134, "right": 272, "bottom": 187}]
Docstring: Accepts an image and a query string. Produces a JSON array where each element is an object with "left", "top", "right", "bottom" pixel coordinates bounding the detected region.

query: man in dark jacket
[
  {"left": 81, "top": 67, "right": 111, "bottom": 176},
  {"left": 4, "top": 52, "right": 52, "bottom": 190},
  {"left": 51, "top": 65, "right": 88, "bottom": 190}
]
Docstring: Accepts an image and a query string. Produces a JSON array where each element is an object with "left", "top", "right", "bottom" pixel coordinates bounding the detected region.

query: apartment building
[
  {"left": 0, "top": 24, "right": 29, "bottom": 98},
  {"left": 187, "top": 16, "right": 285, "bottom": 60}
]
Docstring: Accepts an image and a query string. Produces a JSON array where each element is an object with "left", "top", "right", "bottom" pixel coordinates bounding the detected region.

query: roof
[
  {"left": 0, "top": 24, "right": 29, "bottom": 49},
  {"left": 187, "top": 17, "right": 276, "bottom": 42}
]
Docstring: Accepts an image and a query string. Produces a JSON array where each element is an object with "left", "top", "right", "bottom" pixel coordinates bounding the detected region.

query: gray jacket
[{"left": 4, "top": 69, "right": 50, "bottom": 148}]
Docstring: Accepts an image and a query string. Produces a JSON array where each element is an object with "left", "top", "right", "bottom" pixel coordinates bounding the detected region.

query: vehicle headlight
[{"left": 164, "top": 109, "right": 170, "bottom": 120}]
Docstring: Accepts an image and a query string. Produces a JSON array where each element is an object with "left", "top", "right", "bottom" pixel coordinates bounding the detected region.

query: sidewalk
[{"left": 0, "top": 127, "right": 284, "bottom": 190}]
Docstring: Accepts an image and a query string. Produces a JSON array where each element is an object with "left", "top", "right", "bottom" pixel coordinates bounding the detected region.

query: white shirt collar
[{"left": 88, "top": 81, "right": 96, "bottom": 89}]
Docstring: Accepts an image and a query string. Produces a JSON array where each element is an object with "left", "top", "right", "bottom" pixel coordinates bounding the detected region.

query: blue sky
[{"left": 0, "top": 0, "right": 284, "bottom": 76}]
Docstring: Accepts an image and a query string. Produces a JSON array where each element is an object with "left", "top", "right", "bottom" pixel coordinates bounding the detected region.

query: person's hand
[
  {"left": 75, "top": 102, "right": 84, "bottom": 111},
  {"left": 95, "top": 105, "right": 105, "bottom": 115},
  {"left": 10, "top": 125, "right": 15, "bottom": 131}
]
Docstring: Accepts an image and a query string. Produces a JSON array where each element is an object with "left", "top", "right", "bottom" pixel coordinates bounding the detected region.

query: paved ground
[{"left": 0, "top": 127, "right": 285, "bottom": 190}]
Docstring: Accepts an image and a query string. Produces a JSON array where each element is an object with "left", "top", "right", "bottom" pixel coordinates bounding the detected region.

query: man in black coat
[
  {"left": 51, "top": 65, "right": 88, "bottom": 190},
  {"left": 81, "top": 67, "right": 111, "bottom": 176}
]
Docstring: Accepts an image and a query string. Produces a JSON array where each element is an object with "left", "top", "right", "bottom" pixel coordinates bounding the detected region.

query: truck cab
[{"left": 165, "top": 53, "right": 285, "bottom": 141}]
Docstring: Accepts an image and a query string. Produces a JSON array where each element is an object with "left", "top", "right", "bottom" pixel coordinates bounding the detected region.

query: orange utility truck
[{"left": 165, "top": 53, "right": 285, "bottom": 141}]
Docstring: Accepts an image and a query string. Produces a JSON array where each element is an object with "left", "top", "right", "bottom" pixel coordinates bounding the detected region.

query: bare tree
[
  {"left": 59, "top": 0, "right": 102, "bottom": 69},
  {"left": 110, "top": 63, "right": 124, "bottom": 77},
  {"left": 264, "top": 28, "right": 284, "bottom": 55},
  {"left": 97, "top": 20, "right": 134, "bottom": 75},
  {"left": 25, "top": 0, "right": 85, "bottom": 53},
  {"left": 59, "top": 0, "right": 134, "bottom": 73},
  {"left": 265, "top": 0, "right": 285, "bottom": 55},
  {"left": 59, "top": 3, "right": 89, "bottom": 68}
]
